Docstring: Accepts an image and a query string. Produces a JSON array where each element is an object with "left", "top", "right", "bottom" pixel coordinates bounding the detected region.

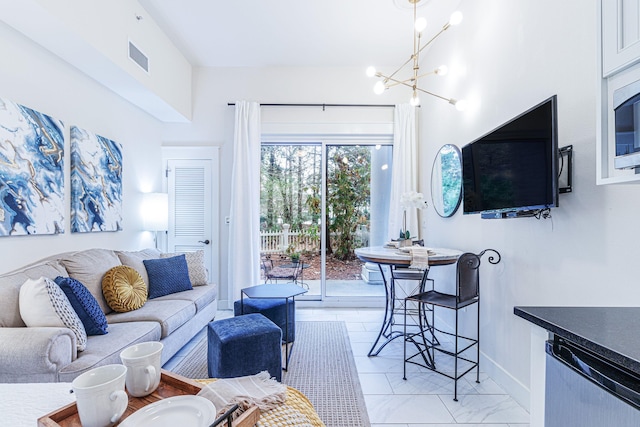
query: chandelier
[{"left": 366, "top": 0, "right": 465, "bottom": 110}]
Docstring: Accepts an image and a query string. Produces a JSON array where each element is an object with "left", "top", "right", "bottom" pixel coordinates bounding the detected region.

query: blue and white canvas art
[
  {"left": 70, "top": 126, "right": 122, "bottom": 233},
  {"left": 0, "top": 98, "right": 65, "bottom": 236}
]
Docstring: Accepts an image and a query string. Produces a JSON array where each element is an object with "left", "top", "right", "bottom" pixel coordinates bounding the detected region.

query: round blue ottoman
[
  {"left": 207, "top": 313, "right": 282, "bottom": 381},
  {"left": 234, "top": 297, "right": 295, "bottom": 343}
]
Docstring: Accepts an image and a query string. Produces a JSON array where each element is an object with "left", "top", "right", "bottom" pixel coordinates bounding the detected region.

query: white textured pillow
[
  {"left": 19, "top": 277, "right": 88, "bottom": 352},
  {"left": 160, "top": 250, "right": 208, "bottom": 286}
]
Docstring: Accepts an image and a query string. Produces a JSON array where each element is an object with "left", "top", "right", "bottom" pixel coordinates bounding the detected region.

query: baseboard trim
[{"left": 480, "top": 350, "right": 530, "bottom": 412}]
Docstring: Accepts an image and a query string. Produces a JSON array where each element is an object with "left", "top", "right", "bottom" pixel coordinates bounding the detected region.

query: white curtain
[
  {"left": 388, "top": 104, "right": 419, "bottom": 241},
  {"left": 228, "top": 101, "right": 261, "bottom": 303}
]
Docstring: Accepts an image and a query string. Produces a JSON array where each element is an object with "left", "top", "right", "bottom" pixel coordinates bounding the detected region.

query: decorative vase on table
[{"left": 399, "top": 190, "right": 428, "bottom": 248}]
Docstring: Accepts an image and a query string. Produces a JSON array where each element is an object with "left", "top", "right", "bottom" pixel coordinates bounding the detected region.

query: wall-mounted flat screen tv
[{"left": 462, "top": 95, "right": 558, "bottom": 216}]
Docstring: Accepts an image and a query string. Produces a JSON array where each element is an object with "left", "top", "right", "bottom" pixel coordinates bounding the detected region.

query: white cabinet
[
  {"left": 597, "top": 0, "right": 640, "bottom": 184},
  {"left": 602, "top": 0, "right": 640, "bottom": 77}
]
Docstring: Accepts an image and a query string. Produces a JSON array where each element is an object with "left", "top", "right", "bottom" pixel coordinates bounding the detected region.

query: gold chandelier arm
[
  {"left": 417, "top": 24, "right": 450, "bottom": 57},
  {"left": 385, "top": 55, "right": 416, "bottom": 82},
  {"left": 415, "top": 86, "right": 452, "bottom": 103},
  {"left": 415, "top": 70, "right": 438, "bottom": 79},
  {"left": 382, "top": 74, "right": 416, "bottom": 90}
]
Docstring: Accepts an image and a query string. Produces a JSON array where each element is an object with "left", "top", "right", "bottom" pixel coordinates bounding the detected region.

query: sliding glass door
[{"left": 260, "top": 141, "right": 392, "bottom": 301}]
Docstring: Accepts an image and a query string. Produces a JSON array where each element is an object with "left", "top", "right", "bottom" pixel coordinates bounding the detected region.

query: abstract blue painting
[
  {"left": 0, "top": 98, "right": 65, "bottom": 236},
  {"left": 70, "top": 126, "right": 122, "bottom": 233}
]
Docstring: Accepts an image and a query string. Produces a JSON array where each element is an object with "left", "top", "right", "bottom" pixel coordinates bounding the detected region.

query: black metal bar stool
[{"left": 403, "top": 248, "right": 501, "bottom": 401}]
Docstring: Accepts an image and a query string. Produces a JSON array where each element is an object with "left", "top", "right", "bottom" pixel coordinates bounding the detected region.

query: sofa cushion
[
  {"left": 58, "top": 321, "right": 161, "bottom": 382},
  {"left": 102, "top": 266, "right": 147, "bottom": 312},
  {"left": 106, "top": 300, "right": 195, "bottom": 339},
  {"left": 160, "top": 250, "right": 208, "bottom": 286},
  {"left": 143, "top": 255, "right": 193, "bottom": 299},
  {"left": 0, "top": 260, "right": 68, "bottom": 327},
  {"left": 54, "top": 276, "right": 108, "bottom": 336},
  {"left": 60, "top": 249, "right": 122, "bottom": 314},
  {"left": 116, "top": 249, "right": 161, "bottom": 288},
  {"left": 19, "top": 277, "right": 87, "bottom": 352},
  {"left": 151, "top": 284, "right": 217, "bottom": 312}
]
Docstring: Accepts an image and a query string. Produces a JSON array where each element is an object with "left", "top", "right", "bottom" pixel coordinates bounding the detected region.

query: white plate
[{"left": 119, "top": 395, "right": 217, "bottom": 427}]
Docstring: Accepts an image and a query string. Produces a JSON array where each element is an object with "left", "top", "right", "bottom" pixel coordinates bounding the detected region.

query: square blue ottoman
[
  {"left": 234, "top": 297, "right": 295, "bottom": 343},
  {"left": 207, "top": 313, "right": 282, "bottom": 381}
]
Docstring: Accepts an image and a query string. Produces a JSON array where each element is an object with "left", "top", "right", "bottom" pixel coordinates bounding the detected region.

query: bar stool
[{"left": 403, "top": 249, "right": 501, "bottom": 401}]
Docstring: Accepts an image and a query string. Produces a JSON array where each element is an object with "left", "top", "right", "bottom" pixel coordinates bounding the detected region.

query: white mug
[
  {"left": 72, "top": 364, "right": 128, "bottom": 427},
  {"left": 120, "top": 341, "right": 163, "bottom": 397}
]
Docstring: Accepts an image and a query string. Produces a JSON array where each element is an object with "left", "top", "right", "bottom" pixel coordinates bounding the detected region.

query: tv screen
[{"left": 462, "top": 96, "right": 558, "bottom": 216}]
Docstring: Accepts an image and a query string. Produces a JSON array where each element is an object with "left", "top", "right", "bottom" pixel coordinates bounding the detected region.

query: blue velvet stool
[
  {"left": 207, "top": 313, "right": 282, "bottom": 381},
  {"left": 234, "top": 298, "right": 295, "bottom": 343}
]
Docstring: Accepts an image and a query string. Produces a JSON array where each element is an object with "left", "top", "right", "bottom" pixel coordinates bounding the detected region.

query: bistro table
[
  {"left": 355, "top": 245, "right": 462, "bottom": 356},
  {"left": 278, "top": 262, "right": 310, "bottom": 289}
]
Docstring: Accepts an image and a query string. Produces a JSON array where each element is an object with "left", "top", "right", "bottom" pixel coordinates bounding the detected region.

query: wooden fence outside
[{"left": 260, "top": 224, "right": 370, "bottom": 254}]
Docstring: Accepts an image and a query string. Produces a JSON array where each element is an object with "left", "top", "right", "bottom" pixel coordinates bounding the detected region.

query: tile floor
[{"left": 164, "top": 307, "right": 530, "bottom": 427}]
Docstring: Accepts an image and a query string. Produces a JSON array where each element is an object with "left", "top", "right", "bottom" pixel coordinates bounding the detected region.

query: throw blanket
[
  {"left": 409, "top": 247, "right": 430, "bottom": 270},
  {"left": 197, "top": 371, "right": 287, "bottom": 416}
]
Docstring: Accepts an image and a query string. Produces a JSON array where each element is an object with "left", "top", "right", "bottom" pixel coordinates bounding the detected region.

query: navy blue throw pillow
[
  {"left": 143, "top": 255, "right": 193, "bottom": 299},
  {"left": 54, "top": 276, "right": 108, "bottom": 335}
]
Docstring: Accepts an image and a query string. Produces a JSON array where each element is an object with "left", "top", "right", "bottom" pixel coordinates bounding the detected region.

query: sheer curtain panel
[
  {"left": 228, "top": 101, "right": 261, "bottom": 302},
  {"left": 388, "top": 104, "right": 419, "bottom": 241}
]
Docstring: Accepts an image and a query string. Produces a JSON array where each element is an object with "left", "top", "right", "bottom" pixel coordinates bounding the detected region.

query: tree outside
[{"left": 260, "top": 144, "right": 373, "bottom": 270}]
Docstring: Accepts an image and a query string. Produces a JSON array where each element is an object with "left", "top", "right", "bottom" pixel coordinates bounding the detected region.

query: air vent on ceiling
[{"left": 128, "top": 41, "right": 149, "bottom": 73}]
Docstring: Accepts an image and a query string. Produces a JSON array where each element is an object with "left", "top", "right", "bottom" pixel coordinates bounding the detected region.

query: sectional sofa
[{"left": 0, "top": 248, "right": 218, "bottom": 383}]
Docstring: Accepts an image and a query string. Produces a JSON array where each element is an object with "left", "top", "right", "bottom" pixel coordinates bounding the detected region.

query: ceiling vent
[{"left": 128, "top": 41, "right": 149, "bottom": 73}]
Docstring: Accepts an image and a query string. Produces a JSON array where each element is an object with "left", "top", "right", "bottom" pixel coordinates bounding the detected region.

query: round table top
[{"left": 354, "top": 246, "right": 462, "bottom": 266}]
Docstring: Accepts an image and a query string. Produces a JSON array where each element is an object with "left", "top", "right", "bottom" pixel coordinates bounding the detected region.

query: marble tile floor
[{"left": 164, "top": 307, "right": 530, "bottom": 427}]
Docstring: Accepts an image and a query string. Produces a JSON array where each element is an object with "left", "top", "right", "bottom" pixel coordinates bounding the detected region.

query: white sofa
[{"left": 0, "top": 248, "right": 218, "bottom": 383}]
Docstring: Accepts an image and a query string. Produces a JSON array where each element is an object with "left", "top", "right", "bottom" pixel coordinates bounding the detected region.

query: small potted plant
[{"left": 286, "top": 243, "right": 301, "bottom": 264}]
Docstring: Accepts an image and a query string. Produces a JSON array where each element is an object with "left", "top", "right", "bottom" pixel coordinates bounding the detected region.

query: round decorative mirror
[{"left": 431, "top": 144, "right": 462, "bottom": 218}]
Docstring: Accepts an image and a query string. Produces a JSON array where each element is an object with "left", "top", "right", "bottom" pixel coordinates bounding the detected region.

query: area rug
[{"left": 170, "top": 321, "right": 371, "bottom": 427}]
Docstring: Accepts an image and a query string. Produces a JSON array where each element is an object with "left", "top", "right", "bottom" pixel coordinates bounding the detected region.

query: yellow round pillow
[{"left": 102, "top": 266, "right": 147, "bottom": 312}]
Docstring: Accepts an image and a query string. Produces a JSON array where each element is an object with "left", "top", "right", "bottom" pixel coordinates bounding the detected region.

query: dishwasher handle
[{"left": 546, "top": 340, "right": 640, "bottom": 410}]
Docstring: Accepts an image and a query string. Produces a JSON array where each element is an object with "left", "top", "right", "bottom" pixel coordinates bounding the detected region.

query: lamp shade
[{"left": 142, "top": 193, "right": 169, "bottom": 231}]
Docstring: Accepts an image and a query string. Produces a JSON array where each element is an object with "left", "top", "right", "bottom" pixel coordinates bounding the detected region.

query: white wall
[
  {"left": 0, "top": 21, "right": 165, "bottom": 274},
  {"left": 417, "top": 0, "right": 640, "bottom": 407}
]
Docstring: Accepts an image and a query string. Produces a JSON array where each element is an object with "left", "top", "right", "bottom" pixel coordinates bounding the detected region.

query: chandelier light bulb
[
  {"left": 373, "top": 81, "right": 386, "bottom": 94},
  {"left": 455, "top": 99, "right": 468, "bottom": 112},
  {"left": 449, "top": 11, "right": 463, "bottom": 26},
  {"left": 410, "top": 93, "right": 420, "bottom": 106},
  {"left": 436, "top": 64, "right": 448, "bottom": 76},
  {"left": 414, "top": 17, "right": 427, "bottom": 33},
  {"left": 366, "top": 66, "right": 377, "bottom": 77}
]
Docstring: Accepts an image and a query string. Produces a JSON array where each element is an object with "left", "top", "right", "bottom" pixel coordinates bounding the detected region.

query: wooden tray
[{"left": 37, "top": 370, "right": 259, "bottom": 427}]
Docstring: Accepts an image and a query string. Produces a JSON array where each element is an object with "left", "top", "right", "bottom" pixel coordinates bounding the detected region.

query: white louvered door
[{"left": 167, "top": 159, "right": 213, "bottom": 276}]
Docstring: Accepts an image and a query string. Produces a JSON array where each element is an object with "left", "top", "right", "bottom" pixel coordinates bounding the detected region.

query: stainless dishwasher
[{"left": 545, "top": 339, "right": 640, "bottom": 426}]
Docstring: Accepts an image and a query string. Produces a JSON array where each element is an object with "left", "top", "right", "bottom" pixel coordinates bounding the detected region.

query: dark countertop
[{"left": 514, "top": 306, "right": 640, "bottom": 376}]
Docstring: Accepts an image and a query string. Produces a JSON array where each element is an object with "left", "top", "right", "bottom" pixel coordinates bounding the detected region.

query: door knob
[{"left": 198, "top": 240, "right": 210, "bottom": 245}]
